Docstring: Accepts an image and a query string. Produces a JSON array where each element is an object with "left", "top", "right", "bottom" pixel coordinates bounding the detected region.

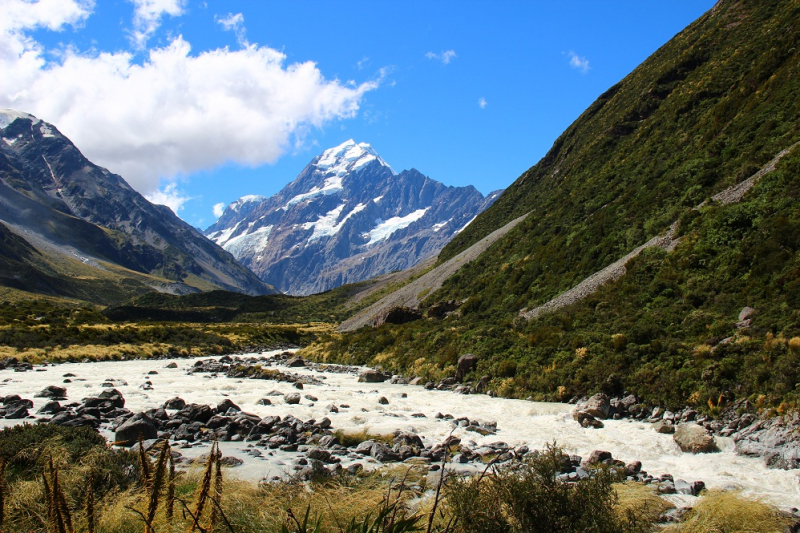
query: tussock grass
[
  {"left": 613, "top": 482, "right": 674, "bottom": 526},
  {"left": 664, "top": 490, "right": 790, "bottom": 533},
  {"left": 333, "top": 428, "right": 395, "bottom": 447}
]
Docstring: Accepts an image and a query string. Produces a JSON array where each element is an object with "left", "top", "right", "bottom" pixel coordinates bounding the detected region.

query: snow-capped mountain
[{"left": 205, "top": 140, "right": 502, "bottom": 295}]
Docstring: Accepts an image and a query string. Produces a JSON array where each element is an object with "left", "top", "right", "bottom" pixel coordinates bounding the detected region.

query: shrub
[{"left": 445, "top": 444, "right": 644, "bottom": 533}]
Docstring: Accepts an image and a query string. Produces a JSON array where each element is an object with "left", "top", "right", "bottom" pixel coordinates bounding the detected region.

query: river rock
[
  {"left": 285, "top": 393, "right": 301, "bottom": 405},
  {"left": 37, "top": 401, "right": 63, "bottom": 414},
  {"left": 175, "top": 404, "right": 213, "bottom": 424},
  {"left": 358, "top": 369, "right": 388, "bottom": 383},
  {"left": 455, "top": 353, "right": 478, "bottom": 382},
  {"left": 674, "top": 423, "right": 717, "bottom": 453},
  {"left": 584, "top": 450, "right": 612, "bottom": 465},
  {"left": 654, "top": 421, "right": 675, "bottom": 434},
  {"left": 217, "top": 399, "right": 241, "bottom": 413},
  {"left": 4, "top": 404, "right": 30, "bottom": 419},
  {"left": 115, "top": 413, "right": 158, "bottom": 446},
  {"left": 286, "top": 357, "right": 307, "bottom": 368},
  {"left": 35, "top": 386, "right": 67, "bottom": 400},
  {"left": 164, "top": 397, "right": 186, "bottom": 410},
  {"left": 581, "top": 393, "right": 611, "bottom": 419}
]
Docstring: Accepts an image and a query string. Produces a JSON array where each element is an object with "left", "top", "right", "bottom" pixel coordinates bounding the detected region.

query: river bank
[{"left": 0, "top": 349, "right": 798, "bottom": 510}]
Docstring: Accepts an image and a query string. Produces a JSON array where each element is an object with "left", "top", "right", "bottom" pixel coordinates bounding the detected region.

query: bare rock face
[
  {"left": 455, "top": 354, "right": 478, "bottom": 382},
  {"left": 674, "top": 423, "right": 718, "bottom": 453}
]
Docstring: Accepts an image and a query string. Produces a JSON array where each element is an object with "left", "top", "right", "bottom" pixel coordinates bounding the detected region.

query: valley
[{"left": 0, "top": 0, "right": 799, "bottom": 531}]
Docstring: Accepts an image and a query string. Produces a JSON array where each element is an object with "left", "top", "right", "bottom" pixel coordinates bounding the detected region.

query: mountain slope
[
  {"left": 0, "top": 110, "right": 275, "bottom": 303},
  {"left": 319, "top": 0, "right": 800, "bottom": 410},
  {"left": 206, "top": 140, "right": 500, "bottom": 295}
]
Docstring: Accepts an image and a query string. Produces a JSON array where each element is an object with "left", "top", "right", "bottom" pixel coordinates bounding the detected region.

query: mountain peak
[
  {"left": 315, "top": 139, "right": 395, "bottom": 177},
  {"left": 0, "top": 109, "right": 41, "bottom": 129}
]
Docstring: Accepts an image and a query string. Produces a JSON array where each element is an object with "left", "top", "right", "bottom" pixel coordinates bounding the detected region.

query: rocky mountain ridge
[
  {"left": 206, "top": 140, "right": 501, "bottom": 295},
  {"left": 0, "top": 109, "right": 274, "bottom": 303}
]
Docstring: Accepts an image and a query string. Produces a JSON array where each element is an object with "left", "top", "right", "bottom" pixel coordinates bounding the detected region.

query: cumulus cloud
[
  {"left": 212, "top": 202, "right": 226, "bottom": 218},
  {"left": 425, "top": 50, "right": 457, "bottom": 65},
  {"left": 130, "top": 0, "right": 186, "bottom": 49},
  {"left": 215, "top": 12, "right": 246, "bottom": 46},
  {"left": 0, "top": 0, "right": 380, "bottom": 202},
  {"left": 146, "top": 182, "right": 191, "bottom": 214},
  {"left": 478, "top": 97, "right": 487, "bottom": 109},
  {"left": 568, "top": 51, "right": 590, "bottom": 74}
]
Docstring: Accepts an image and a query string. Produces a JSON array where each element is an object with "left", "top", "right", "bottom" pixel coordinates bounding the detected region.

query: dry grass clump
[
  {"left": 613, "top": 482, "right": 674, "bottom": 526},
  {"left": 663, "top": 490, "right": 790, "bottom": 533},
  {"left": 333, "top": 428, "right": 395, "bottom": 447}
]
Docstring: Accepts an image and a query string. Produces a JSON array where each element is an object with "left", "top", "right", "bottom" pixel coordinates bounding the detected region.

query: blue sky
[{"left": 1, "top": 0, "right": 715, "bottom": 229}]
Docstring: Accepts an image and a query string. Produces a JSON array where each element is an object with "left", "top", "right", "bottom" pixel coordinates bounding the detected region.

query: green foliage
[
  {"left": 446, "top": 444, "right": 643, "bottom": 533},
  {"left": 319, "top": 0, "right": 800, "bottom": 411}
]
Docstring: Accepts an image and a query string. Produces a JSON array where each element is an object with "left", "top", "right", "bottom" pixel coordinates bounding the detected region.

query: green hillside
[{"left": 319, "top": 0, "right": 800, "bottom": 410}]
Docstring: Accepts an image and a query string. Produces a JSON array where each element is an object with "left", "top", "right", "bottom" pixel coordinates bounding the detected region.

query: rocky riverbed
[{"left": 0, "top": 350, "right": 798, "bottom": 511}]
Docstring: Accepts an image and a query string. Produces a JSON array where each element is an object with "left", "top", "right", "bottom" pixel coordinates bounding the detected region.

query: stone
[
  {"left": 455, "top": 353, "right": 478, "bottom": 382},
  {"left": 654, "top": 421, "right": 675, "bottom": 434},
  {"left": 358, "top": 369, "right": 388, "bottom": 383},
  {"left": 306, "top": 448, "right": 336, "bottom": 463},
  {"left": 582, "top": 393, "right": 611, "bottom": 419},
  {"left": 624, "top": 461, "right": 642, "bottom": 477},
  {"left": 377, "top": 396, "right": 389, "bottom": 405},
  {"left": 326, "top": 404, "right": 338, "bottom": 413},
  {"left": 674, "top": 479, "right": 693, "bottom": 495},
  {"left": 408, "top": 377, "right": 423, "bottom": 386},
  {"left": 35, "top": 385, "right": 67, "bottom": 400},
  {"left": 4, "top": 404, "right": 29, "bottom": 419},
  {"left": 286, "top": 357, "right": 307, "bottom": 367},
  {"left": 176, "top": 404, "right": 213, "bottom": 424},
  {"left": 304, "top": 395, "right": 318, "bottom": 402},
  {"left": 37, "top": 401, "right": 63, "bottom": 414},
  {"left": 164, "top": 397, "right": 186, "bottom": 410},
  {"left": 256, "top": 398, "right": 272, "bottom": 406},
  {"left": 217, "top": 399, "right": 241, "bottom": 413},
  {"left": 165, "top": 362, "right": 178, "bottom": 368},
  {"left": 115, "top": 413, "right": 158, "bottom": 446},
  {"left": 375, "top": 307, "right": 422, "bottom": 326},
  {"left": 285, "top": 393, "right": 301, "bottom": 405},
  {"left": 585, "top": 450, "right": 612, "bottom": 465},
  {"left": 674, "top": 423, "right": 718, "bottom": 454},
  {"left": 739, "top": 307, "right": 756, "bottom": 322}
]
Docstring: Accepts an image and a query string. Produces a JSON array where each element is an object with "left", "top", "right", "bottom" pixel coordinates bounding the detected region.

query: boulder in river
[
  {"left": 115, "top": 413, "right": 158, "bottom": 446},
  {"left": 358, "top": 369, "right": 388, "bottom": 383},
  {"left": 581, "top": 393, "right": 611, "bottom": 419},
  {"left": 35, "top": 386, "right": 67, "bottom": 400},
  {"left": 164, "top": 397, "right": 186, "bottom": 410},
  {"left": 285, "top": 393, "right": 301, "bottom": 405},
  {"left": 674, "top": 423, "right": 718, "bottom": 453}
]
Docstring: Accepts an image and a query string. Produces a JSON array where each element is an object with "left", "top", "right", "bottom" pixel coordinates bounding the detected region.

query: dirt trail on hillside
[
  {"left": 521, "top": 141, "right": 800, "bottom": 321},
  {"left": 338, "top": 214, "right": 529, "bottom": 332}
]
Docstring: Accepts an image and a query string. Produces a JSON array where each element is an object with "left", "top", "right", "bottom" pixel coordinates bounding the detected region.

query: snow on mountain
[{"left": 205, "top": 141, "right": 502, "bottom": 295}]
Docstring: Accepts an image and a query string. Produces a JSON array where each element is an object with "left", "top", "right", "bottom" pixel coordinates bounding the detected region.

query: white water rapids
[{"left": 0, "top": 350, "right": 798, "bottom": 510}]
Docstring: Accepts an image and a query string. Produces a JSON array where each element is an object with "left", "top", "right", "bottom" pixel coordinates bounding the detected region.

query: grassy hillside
[{"left": 313, "top": 0, "right": 800, "bottom": 411}]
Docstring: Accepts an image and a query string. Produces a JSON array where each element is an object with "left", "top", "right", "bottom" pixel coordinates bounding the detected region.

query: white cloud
[
  {"left": 568, "top": 51, "right": 590, "bottom": 74},
  {"left": 146, "top": 182, "right": 191, "bottom": 214},
  {"left": 0, "top": 0, "right": 93, "bottom": 35},
  {"left": 212, "top": 202, "right": 226, "bottom": 218},
  {"left": 215, "top": 12, "right": 247, "bottom": 46},
  {"left": 478, "top": 97, "right": 487, "bottom": 109},
  {"left": 0, "top": 3, "right": 381, "bottom": 203},
  {"left": 425, "top": 50, "right": 457, "bottom": 65},
  {"left": 130, "top": 0, "right": 186, "bottom": 49},
  {"left": 357, "top": 56, "right": 369, "bottom": 70}
]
